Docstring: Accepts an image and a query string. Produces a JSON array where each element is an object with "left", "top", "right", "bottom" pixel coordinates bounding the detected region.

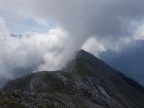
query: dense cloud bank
[
  {"left": 0, "top": 18, "right": 74, "bottom": 87},
  {"left": 1, "top": 0, "right": 144, "bottom": 86}
]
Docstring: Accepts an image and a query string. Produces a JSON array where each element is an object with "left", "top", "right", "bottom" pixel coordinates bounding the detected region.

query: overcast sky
[{"left": 1, "top": 0, "right": 144, "bottom": 86}]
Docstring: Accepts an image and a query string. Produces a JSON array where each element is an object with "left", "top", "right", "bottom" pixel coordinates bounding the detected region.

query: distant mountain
[
  {"left": 10, "top": 33, "right": 22, "bottom": 37},
  {"left": 1, "top": 50, "right": 144, "bottom": 108},
  {"left": 100, "top": 40, "right": 144, "bottom": 86}
]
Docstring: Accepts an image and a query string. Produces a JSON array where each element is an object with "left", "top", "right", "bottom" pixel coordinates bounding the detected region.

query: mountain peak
[{"left": 1, "top": 50, "right": 144, "bottom": 108}]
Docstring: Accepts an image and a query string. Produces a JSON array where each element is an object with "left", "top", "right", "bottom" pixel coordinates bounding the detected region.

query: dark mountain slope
[{"left": 1, "top": 50, "right": 144, "bottom": 108}]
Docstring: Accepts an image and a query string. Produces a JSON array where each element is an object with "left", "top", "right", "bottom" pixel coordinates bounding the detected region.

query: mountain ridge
[{"left": 1, "top": 50, "right": 144, "bottom": 108}]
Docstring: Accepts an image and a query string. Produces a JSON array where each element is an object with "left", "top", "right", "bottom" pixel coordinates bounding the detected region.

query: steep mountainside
[{"left": 1, "top": 50, "right": 144, "bottom": 108}]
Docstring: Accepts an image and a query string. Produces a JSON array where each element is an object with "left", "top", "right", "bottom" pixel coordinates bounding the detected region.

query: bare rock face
[{"left": 1, "top": 50, "right": 144, "bottom": 108}]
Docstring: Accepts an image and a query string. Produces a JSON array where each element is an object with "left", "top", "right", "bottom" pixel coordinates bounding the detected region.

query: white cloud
[
  {"left": 82, "top": 37, "right": 106, "bottom": 57},
  {"left": 33, "top": 17, "right": 48, "bottom": 27},
  {"left": 0, "top": 18, "right": 73, "bottom": 86},
  {"left": 133, "top": 24, "right": 144, "bottom": 40},
  {"left": 0, "top": 17, "right": 9, "bottom": 35}
]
